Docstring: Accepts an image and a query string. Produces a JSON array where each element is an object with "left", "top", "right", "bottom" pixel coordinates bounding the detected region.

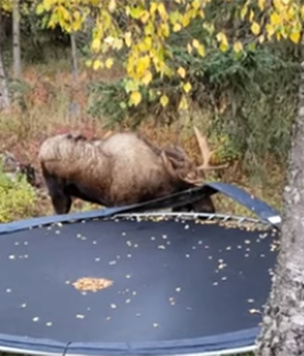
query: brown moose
[{"left": 38, "top": 127, "right": 226, "bottom": 215}]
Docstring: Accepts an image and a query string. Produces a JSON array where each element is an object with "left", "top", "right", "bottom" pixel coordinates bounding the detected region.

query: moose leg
[{"left": 43, "top": 175, "right": 72, "bottom": 214}]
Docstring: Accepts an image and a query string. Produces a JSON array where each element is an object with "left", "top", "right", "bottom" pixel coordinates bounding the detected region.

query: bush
[{"left": 0, "top": 160, "right": 37, "bottom": 223}]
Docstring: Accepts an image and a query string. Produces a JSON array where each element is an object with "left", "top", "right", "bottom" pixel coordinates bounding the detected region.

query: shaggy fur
[{"left": 38, "top": 131, "right": 215, "bottom": 214}]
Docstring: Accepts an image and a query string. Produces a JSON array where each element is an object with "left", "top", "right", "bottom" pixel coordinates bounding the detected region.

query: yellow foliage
[
  {"left": 160, "top": 94, "right": 169, "bottom": 107},
  {"left": 35, "top": 0, "right": 304, "bottom": 110},
  {"left": 129, "top": 91, "right": 142, "bottom": 106},
  {"left": 177, "top": 67, "right": 186, "bottom": 78},
  {"left": 183, "top": 81, "right": 192, "bottom": 93},
  {"left": 233, "top": 41, "right": 243, "bottom": 53}
]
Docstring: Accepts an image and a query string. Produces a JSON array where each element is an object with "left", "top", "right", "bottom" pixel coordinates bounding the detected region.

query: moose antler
[{"left": 193, "top": 126, "right": 228, "bottom": 171}]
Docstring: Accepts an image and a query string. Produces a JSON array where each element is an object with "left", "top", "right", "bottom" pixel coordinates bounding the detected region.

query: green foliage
[
  {"left": 0, "top": 160, "right": 37, "bottom": 223},
  {"left": 87, "top": 44, "right": 299, "bottom": 170}
]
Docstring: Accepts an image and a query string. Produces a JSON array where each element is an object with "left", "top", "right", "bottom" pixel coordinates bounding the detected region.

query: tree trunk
[
  {"left": 255, "top": 56, "right": 304, "bottom": 355},
  {"left": 70, "top": 32, "right": 78, "bottom": 80},
  {"left": 12, "top": 0, "right": 21, "bottom": 79},
  {"left": 0, "top": 44, "right": 10, "bottom": 110}
]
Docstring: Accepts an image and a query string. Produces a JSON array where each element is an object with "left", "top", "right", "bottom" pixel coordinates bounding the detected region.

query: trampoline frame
[{"left": 0, "top": 211, "right": 278, "bottom": 356}]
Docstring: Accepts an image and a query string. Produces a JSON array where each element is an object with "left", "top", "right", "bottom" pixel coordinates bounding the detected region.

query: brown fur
[{"left": 38, "top": 131, "right": 215, "bottom": 214}]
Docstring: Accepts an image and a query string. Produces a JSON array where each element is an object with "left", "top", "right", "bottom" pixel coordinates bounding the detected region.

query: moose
[{"left": 38, "top": 127, "right": 226, "bottom": 215}]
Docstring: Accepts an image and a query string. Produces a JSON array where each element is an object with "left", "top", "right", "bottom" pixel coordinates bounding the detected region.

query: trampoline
[{"left": 0, "top": 183, "right": 281, "bottom": 356}]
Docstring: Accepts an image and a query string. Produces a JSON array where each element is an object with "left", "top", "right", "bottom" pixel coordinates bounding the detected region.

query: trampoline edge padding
[
  {"left": 0, "top": 327, "right": 259, "bottom": 355},
  {"left": 0, "top": 182, "right": 281, "bottom": 236}
]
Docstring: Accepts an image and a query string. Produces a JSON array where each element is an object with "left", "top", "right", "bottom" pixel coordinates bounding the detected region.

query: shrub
[{"left": 0, "top": 160, "right": 37, "bottom": 223}]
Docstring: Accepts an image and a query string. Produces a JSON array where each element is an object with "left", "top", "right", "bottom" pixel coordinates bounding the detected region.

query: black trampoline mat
[{"left": 0, "top": 215, "right": 279, "bottom": 346}]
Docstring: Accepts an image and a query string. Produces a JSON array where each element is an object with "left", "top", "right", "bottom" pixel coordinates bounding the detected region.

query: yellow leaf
[
  {"left": 249, "top": 10, "right": 254, "bottom": 22},
  {"left": 240, "top": 4, "right": 248, "bottom": 20},
  {"left": 150, "top": 2, "right": 158, "bottom": 14},
  {"left": 290, "top": 31, "right": 300, "bottom": 44},
  {"left": 173, "top": 23, "right": 182, "bottom": 32},
  {"left": 108, "top": 0, "right": 116, "bottom": 12},
  {"left": 105, "top": 58, "right": 114, "bottom": 69},
  {"left": 91, "top": 38, "right": 101, "bottom": 52},
  {"left": 85, "top": 59, "right": 92, "bottom": 67},
  {"left": 187, "top": 43, "right": 193, "bottom": 54},
  {"left": 178, "top": 95, "right": 188, "bottom": 110},
  {"left": 192, "top": 39, "right": 200, "bottom": 48},
  {"left": 177, "top": 67, "right": 186, "bottom": 78},
  {"left": 233, "top": 41, "right": 243, "bottom": 53},
  {"left": 36, "top": 3, "right": 45, "bottom": 15},
  {"left": 129, "top": 91, "right": 142, "bottom": 106},
  {"left": 93, "top": 59, "right": 103, "bottom": 70},
  {"left": 197, "top": 43, "right": 205, "bottom": 57},
  {"left": 144, "top": 36, "right": 152, "bottom": 49},
  {"left": 258, "top": 0, "right": 266, "bottom": 10},
  {"left": 140, "top": 11, "right": 150, "bottom": 24},
  {"left": 124, "top": 32, "right": 132, "bottom": 47},
  {"left": 220, "top": 42, "right": 229, "bottom": 52},
  {"left": 142, "top": 71, "right": 153, "bottom": 85},
  {"left": 160, "top": 94, "right": 169, "bottom": 107},
  {"left": 258, "top": 34, "right": 265, "bottom": 43},
  {"left": 159, "top": 23, "right": 170, "bottom": 37},
  {"left": 157, "top": 3, "right": 168, "bottom": 21},
  {"left": 270, "top": 12, "right": 280, "bottom": 26},
  {"left": 251, "top": 22, "right": 260, "bottom": 35},
  {"left": 183, "top": 82, "right": 192, "bottom": 93}
]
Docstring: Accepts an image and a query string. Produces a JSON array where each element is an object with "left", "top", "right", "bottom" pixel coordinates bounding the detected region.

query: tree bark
[
  {"left": 255, "top": 55, "right": 304, "bottom": 355},
  {"left": 0, "top": 44, "right": 10, "bottom": 110},
  {"left": 12, "top": 0, "right": 21, "bottom": 79},
  {"left": 70, "top": 32, "right": 78, "bottom": 80}
]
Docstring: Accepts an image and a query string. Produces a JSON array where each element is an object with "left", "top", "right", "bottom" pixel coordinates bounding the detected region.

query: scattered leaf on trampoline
[
  {"left": 249, "top": 309, "right": 261, "bottom": 314},
  {"left": 92, "top": 241, "right": 97, "bottom": 245},
  {"left": 247, "top": 299, "right": 255, "bottom": 303},
  {"left": 9, "top": 255, "right": 16, "bottom": 260},
  {"left": 110, "top": 304, "right": 117, "bottom": 309},
  {"left": 32, "top": 317, "right": 39, "bottom": 322},
  {"left": 153, "top": 323, "right": 159, "bottom": 328},
  {"left": 46, "top": 322, "right": 53, "bottom": 327},
  {"left": 95, "top": 258, "right": 100, "bottom": 262},
  {"left": 6, "top": 288, "right": 12, "bottom": 293},
  {"left": 21, "top": 303, "right": 27, "bottom": 308},
  {"left": 158, "top": 245, "right": 166, "bottom": 250},
  {"left": 162, "top": 234, "right": 168, "bottom": 239},
  {"left": 76, "top": 314, "right": 85, "bottom": 319}
]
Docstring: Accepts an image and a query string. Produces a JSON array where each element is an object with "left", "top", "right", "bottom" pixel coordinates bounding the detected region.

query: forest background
[{"left": 0, "top": 0, "right": 302, "bottom": 222}]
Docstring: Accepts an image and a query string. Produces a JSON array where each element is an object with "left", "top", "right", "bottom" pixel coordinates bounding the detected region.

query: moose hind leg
[{"left": 44, "top": 175, "right": 72, "bottom": 214}]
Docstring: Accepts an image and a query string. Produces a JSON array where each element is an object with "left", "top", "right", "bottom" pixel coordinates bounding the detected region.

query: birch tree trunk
[
  {"left": 12, "top": 0, "right": 21, "bottom": 79},
  {"left": 0, "top": 44, "right": 10, "bottom": 110},
  {"left": 255, "top": 54, "right": 304, "bottom": 355}
]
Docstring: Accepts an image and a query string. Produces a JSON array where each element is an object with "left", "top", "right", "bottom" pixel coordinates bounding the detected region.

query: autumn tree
[{"left": 34, "top": 1, "right": 304, "bottom": 354}]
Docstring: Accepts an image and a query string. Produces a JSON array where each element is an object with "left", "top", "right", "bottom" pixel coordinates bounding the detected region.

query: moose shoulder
[{"left": 38, "top": 129, "right": 227, "bottom": 215}]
